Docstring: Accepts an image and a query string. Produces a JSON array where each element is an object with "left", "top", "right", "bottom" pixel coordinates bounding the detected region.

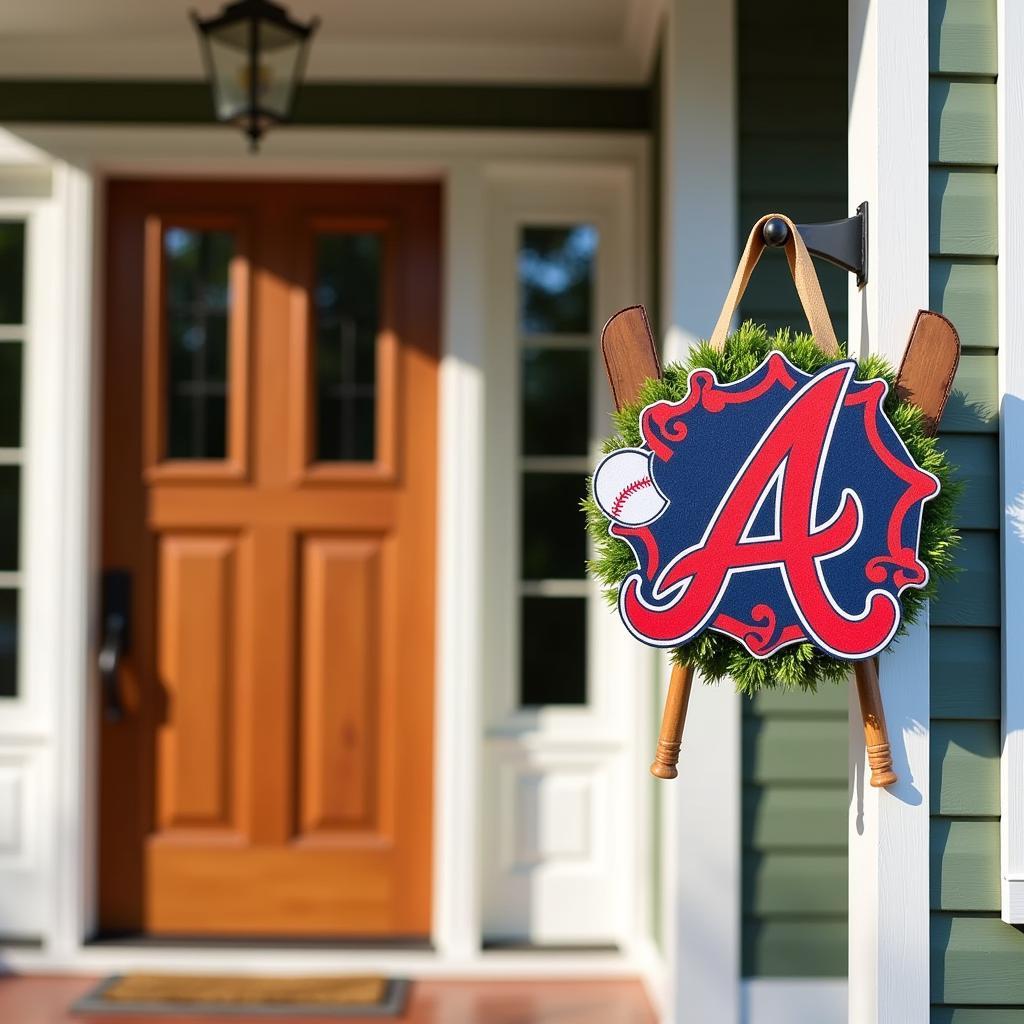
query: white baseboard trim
[
  {"left": 742, "top": 978, "right": 847, "bottom": 1024},
  {"left": 0, "top": 944, "right": 656, "bottom": 981}
]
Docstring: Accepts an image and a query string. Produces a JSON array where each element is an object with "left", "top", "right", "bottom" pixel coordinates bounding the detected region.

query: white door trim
[
  {"left": 847, "top": 1, "right": 932, "bottom": 1020},
  {"left": 659, "top": 2, "right": 742, "bottom": 1022},
  {"left": 0, "top": 123, "right": 662, "bottom": 989}
]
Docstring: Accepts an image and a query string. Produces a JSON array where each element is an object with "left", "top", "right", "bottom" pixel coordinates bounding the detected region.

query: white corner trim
[
  {"left": 847, "top": 0, "right": 931, "bottom": 1021},
  {"left": 660, "top": 2, "right": 740, "bottom": 1023},
  {"left": 742, "top": 979, "right": 848, "bottom": 1024},
  {"left": 999, "top": 0, "right": 1024, "bottom": 925}
]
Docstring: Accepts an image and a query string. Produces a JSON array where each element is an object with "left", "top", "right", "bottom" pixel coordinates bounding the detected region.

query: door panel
[
  {"left": 156, "top": 533, "right": 240, "bottom": 833},
  {"left": 298, "top": 534, "right": 383, "bottom": 835},
  {"left": 100, "top": 179, "right": 439, "bottom": 938}
]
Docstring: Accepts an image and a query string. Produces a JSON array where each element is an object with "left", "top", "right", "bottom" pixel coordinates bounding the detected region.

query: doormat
[{"left": 72, "top": 975, "right": 410, "bottom": 1017}]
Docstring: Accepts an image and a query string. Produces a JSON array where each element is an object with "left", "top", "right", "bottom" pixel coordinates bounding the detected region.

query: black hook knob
[{"left": 763, "top": 217, "right": 789, "bottom": 248}]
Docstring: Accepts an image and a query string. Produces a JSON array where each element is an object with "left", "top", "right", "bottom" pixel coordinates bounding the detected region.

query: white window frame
[
  {"left": 999, "top": 0, "right": 1024, "bottom": 924},
  {"left": 0, "top": 172, "right": 62, "bottom": 940},
  {"left": 479, "top": 167, "right": 655, "bottom": 949}
]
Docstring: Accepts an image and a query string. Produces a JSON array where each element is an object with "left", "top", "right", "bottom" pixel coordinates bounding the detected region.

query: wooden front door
[{"left": 99, "top": 179, "right": 439, "bottom": 938}]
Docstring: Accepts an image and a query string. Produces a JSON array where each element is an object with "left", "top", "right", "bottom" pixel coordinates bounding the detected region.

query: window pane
[
  {"left": 0, "top": 466, "right": 18, "bottom": 572},
  {"left": 519, "top": 225, "right": 597, "bottom": 335},
  {"left": 0, "top": 222, "right": 25, "bottom": 325},
  {"left": 522, "top": 348, "right": 590, "bottom": 456},
  {"left": 314, "top": 233, "right": 381, "bottom": 462},
  {"left": 521, "top": 472, "right": 587, "bottom": 580},
  {"left": 0, "top": 589, "right": 16, "bottom": 698},
  {"left": 520, "top": 596, "right": 586, "bottom": 706},
  {"left": 164, "top": 227, "right": 233, "bottom": 459},
  {"left": 0, "top": 343, "right": 22, "bottom": 447}
]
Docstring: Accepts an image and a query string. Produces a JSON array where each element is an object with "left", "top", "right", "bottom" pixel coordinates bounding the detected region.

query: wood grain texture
[
  {"left": 931, "top": 720, "right": 1000, "bottom": 815},
  {"left": 101, "top": 179, "right": 440, "bottom": 937},
  {"left": 650, "top": 663, "right": 694, "bottom": 779},
  {"left": 854, "top": 658, "right": 898, "bottom": 788},
  {"left": 895, "top": 309, "right": 962, "bottom": 436},
  {"left": 931, "top": 818, "right": 1000, "bottom": 910},
  {"left": 156, "top": 535, "right": 238, "bottom": 832},
  {"left": 931, "top": 81, "right": 998, "bottom": 165},
  {"left": 600, "top": 305, "right": 660, "bottom": 411},
  {"left": 299, "top": 537, "right": 382, "bottom": 833},
  {"left": 599, "top": 305, "right": 694, "bottom": 783}
]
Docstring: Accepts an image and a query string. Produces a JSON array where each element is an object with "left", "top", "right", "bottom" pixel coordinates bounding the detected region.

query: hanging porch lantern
[{"left": 192, "top": 0, "right": 319, "bottom": 151}]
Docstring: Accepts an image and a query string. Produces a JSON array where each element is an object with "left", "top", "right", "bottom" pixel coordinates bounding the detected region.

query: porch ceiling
[{"left": 0, "top": 0, "right": 663, "bottom": 84}]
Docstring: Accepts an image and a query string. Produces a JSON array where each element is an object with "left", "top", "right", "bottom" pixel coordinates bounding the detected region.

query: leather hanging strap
[{"left": 709, "top": 213, "right": 842, "bottom": 357}]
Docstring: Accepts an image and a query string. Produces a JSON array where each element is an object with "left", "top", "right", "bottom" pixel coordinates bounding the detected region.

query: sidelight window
[
  {"left": 0, "top": 221, "right": 25, "bottom": 698},
  {"left": 516, "top": 225, "right": 597, "bottom": 707}
]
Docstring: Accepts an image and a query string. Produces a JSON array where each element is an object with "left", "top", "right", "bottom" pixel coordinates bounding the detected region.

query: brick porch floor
[{"left": 0, "top": 975, "right": 658, "bottom": 1024}]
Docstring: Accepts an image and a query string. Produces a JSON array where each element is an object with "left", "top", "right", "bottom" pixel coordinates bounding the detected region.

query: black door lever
[{"left": 99, "top": 570, "right": 131, "bottom": 722}]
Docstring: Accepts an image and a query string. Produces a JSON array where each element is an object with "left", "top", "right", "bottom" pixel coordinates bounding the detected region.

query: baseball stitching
[{"left": 612, "top": 476, "right": 655, "bottom": 519}]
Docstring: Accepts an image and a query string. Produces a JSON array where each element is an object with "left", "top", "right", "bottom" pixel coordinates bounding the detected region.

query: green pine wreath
[{"left": 585, "top": 321, "right": 961, "bottom": 694}]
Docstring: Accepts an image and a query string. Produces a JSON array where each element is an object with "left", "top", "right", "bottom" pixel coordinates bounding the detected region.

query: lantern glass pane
[
  {"left": 259, "top": 31, "right": 304, "bottom": 119},
  {"left": 207, "top": 23, "right": 254, "bottom": 122}
]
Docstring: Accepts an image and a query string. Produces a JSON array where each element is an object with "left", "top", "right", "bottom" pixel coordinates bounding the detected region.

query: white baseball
[{"left": 593, "top": 448, "right": 668, "bottom": 526}]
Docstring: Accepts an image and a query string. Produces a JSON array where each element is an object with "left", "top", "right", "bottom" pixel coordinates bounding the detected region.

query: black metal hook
[{"left": 763, "top": 202, "right": 868, "bottom": 288}]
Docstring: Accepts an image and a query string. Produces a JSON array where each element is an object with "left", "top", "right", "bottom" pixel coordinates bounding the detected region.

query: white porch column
[
  {"left": 847, "top": 2, "right": 931, "bottom": 1022},
  {"left": 661, "top": 2, "right": 741, "bottom": 1022}
]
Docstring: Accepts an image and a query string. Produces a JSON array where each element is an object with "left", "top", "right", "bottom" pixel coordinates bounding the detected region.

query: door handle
[{"left": 99, "top": 570, "right": 132, "bottom": 723}]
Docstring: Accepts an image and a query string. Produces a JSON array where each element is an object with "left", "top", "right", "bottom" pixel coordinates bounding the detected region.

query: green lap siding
[
  {"left": 741, "top": 0, "right": 1008, "bottom": 992},
  {"left": 738, "top": 0, "right": 849, "bottom": 979},
  {"left": 929, "top": 0, "right": 1006, "bottom": 1017}
]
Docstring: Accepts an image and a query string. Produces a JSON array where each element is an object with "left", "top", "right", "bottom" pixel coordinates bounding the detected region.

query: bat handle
[
  {"left": 854, "top": 658, "right": 898, "bottom": 788},
  {"left": 650, "top": 662, "right": 695, "bottom": 779}
]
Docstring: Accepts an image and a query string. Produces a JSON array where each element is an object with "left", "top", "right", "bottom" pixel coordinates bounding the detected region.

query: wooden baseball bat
[
  {"left": 852, "top": 309, "right": 960, "bottom": 787},
  {"left": 650, "top": 663, "right": 695, "bottom": 779},
  {"left": 601, "top": 306, "right": 693, "bottom": 779}
]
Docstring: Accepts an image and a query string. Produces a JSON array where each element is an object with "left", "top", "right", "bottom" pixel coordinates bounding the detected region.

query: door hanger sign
[{"left": 592, "top": 351, "right": 940, "bottom": 661}]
